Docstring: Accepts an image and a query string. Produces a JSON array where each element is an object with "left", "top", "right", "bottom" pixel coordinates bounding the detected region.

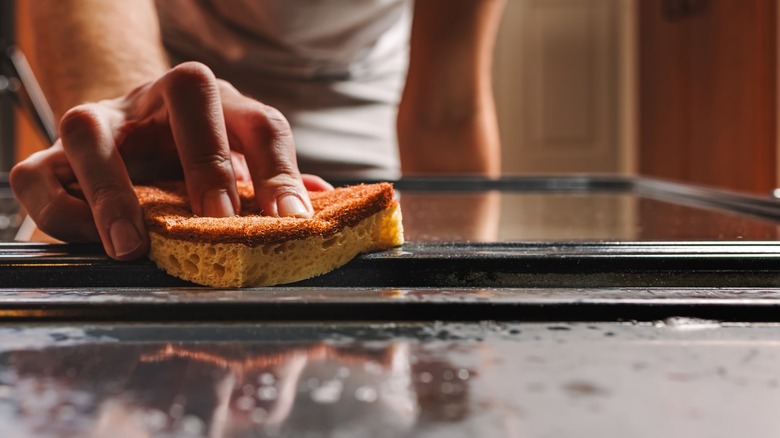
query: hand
[{"left": 10, "top": 62, "right": 332, "bottom": 261}]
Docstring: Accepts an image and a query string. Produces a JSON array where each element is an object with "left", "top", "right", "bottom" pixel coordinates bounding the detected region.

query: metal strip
[
  {"left": 1, "top": 287, "right": 780, "bottom": 323},
  {"left": 3, "top": 241, "right": 780, "bottom": 289}
]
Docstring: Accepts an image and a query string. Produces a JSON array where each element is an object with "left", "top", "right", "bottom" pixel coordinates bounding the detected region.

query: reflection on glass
[
  {"left": 1, "top": 340, "right": 476, "bottom": 437},
  {"left": 636, "top": 198, "right": 779, "bottom": 240},
  {"left": 400, "top": 191, "right": 501, "bottom": 242},
  {"left": 401, "top": 192, "right": 780, "bottom": 242},
  {"left": 3, "top": 187, "right": 778, "bottom": 244},
  {"left": 498, "top": 193, "right": 637, "bottom": 241}
]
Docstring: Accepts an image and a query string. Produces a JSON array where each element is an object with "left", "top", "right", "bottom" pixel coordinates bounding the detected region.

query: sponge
[{"left": 136, "top": 182, "right": 403, "bottom": 287}]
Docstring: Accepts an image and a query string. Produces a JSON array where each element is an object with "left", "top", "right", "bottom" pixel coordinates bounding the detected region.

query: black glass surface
[
  {"left": 3, "top": 176, "right": 780, "bottom": 292},
  {"left": 401, "top": 191, "right": 780, "bottom": 242},
  {"left": 4, "top": 176, "right": 780, "bottom": 244}
]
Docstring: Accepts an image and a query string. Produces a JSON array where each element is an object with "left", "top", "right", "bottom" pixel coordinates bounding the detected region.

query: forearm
[
  {"left": 398, "top": 0, "right": 504, "bottom": 176},
  {"left": 28, "top": 0, "right": 169, "bottom": 120}
]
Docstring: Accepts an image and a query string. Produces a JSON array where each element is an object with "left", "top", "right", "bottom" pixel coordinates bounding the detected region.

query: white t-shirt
[{"left": 155, "top": 0, "right": 411, "bottom": 179}]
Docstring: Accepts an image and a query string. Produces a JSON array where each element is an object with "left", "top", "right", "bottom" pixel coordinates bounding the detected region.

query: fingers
[
  {"left": 301, "top": 174, "right": 334, "bottom": 192},
  {"left": 10, "top": 147, "right": 99, "bottom": 242},
  {"left": 222, "top": 94, "right": 314, "bottom": 218},
  {"left": 160, "top": 62, "right": 239, "bottom": 217},
  {"left": 12, "top": 61, "right": 326, "bottom": 264},
  {"left": 154, "top": 66, "right": 311, "bottom": 218},
  {"left": 58, "top": 104, "right": 148, "bottom": 260}
]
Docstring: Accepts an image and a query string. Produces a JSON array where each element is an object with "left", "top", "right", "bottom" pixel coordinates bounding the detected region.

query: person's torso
[
  {"left": 155, "top": 0, "right": 410, "bottom": 80},
  {"left": 155, "top": 0, "right": 410, "bottom": 179}
]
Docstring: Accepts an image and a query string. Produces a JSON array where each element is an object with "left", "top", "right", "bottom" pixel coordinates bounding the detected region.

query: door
[
  {"left": 639, "top": 0, "right": 777, "bottom": 194},
  {"left": 494, "top": 0, "right": 631, "bottom": 175}
]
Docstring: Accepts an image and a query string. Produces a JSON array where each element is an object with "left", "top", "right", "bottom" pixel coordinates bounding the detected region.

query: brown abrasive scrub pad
[{"left": 136, "top": 182, "right": 403, "bottom": 287}]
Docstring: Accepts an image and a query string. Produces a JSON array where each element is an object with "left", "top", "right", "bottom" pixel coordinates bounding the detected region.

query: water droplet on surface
[
  {"left": 236, "top": 395, "right": 255, "bottom": 411},
  {"left": 310, "top": 380, "right": 343, "bottom": 404},
  {"left": 181, "top": 415, "right": 205, "bottom": 435},
  {"left": 441, "top": 382, "right": 455, "bottom": 394},
  {"left": 258, "top": 373, "right": 275, "bottom": 386},
  {"left": 563, "top": 381, "right": 607, "bottom": 397},
  {"left": 355, "top": 386, "right": 378, "bottom": 403},
  {"left": 457, "top": 369, "right": 470, "bottom": 380},
  {"left": 263, "top": 423, "right": 282, "bottom": 436},
  {"left": 307, "top": 378, "right": 321, "bottom": 390},
  {"left": 655, "top": 317, "right": 721, "bottom": 331},
  {"left": 145, "top": 410, "right": 168, "bottom": 431},
  {"left": 419, "top": 372, "right": 433, "bottom": 383},
  {"left": 58, "top": 404, "right": 77, "bottom": 422},
  {"left": 169, "top": 403, "right": 185, "bottom": 419},
  {"left": 337, "top": 367, "right": 351, "bottom": 379},
  {"left": 257, "top": 386, "right": 278, "bottom": 401},
  {"left": 251, "top": 407, "right": 268, "bottom": 424},
  {"left": 363, "top": 362, "right": 382, "bottom": 375},
  {"left": 39, "top": 387, "right": 58, "bottom": 407}
]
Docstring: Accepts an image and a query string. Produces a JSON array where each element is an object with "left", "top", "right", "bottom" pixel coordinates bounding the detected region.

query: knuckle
[
  {"left": 9, "top": 151, "right": 51, "bottom": 196},
  {"left": 59, "top": 104, "right": 102, "bottom": 138},
  {"left": 258, "top": 174, "right": 304, "bottom": 196},
  {"left": 190, "top": 150, "right": 230, "bottom": 166},
  {"left": 216, "top": 78, "right": 239, "bottom": 94},
  {"left": 259, "top": 105, "right": 292, "bottom": 132},
  {"left": 271, "top": 159, "right": 298, "bottom": 177},
  {"left": 188, "top": 151, "right": 233, "bottom": 174},
  {"left": 166, "top": 62, "right": 217, "bottom": 91},
  {"left": 244, "top": 103, "right": 291, "bottom": 132},
  {"left": 245, "top": 105, "right": 294, "bottom": 154},
  {"left": 270, "top": 174, "right": 303, "bottom": 192},
  {"left": 88, "top": 183, "right": 130, "bottom": 211},
  {"left": 9, "top": 160, "right": 36, "bottom": 190}
]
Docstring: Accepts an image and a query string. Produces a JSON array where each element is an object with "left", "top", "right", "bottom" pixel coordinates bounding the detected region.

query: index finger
[{"left": 58, "top": 104, "right": 149, "bottom": 260}]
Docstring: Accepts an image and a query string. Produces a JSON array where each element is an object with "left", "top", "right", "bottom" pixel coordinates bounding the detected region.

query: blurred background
[
  {"left": 1, "top": 0, "right": 777, "bottom": 194},
  {"left": 494, "top": 0, "right": 775, "bottom": 195}
]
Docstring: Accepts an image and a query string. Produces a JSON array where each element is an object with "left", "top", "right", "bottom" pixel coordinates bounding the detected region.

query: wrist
[{"left": 397, "top": 103, "right": 501, "bottom": 177}]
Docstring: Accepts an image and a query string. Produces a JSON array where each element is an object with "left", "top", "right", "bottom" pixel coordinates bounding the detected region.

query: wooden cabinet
[{"left": 639, "top": 0, "right": 777, "bottom": 194}]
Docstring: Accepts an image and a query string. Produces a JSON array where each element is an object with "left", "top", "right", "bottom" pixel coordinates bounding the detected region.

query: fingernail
[
  {"left": 109, "top": 219, "right": 143, "bottom": 258},
  {"left": 202, "top": 189, "right": 235, "bottom": 217},
  {"left": 277, "top": 194, "right": 310, "bottom": 218}
]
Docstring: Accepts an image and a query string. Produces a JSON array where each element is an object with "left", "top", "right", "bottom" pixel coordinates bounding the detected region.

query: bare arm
[
  {"left": 30, "top": 0, "right": 169, "bottom": 119},
  {"left": 14, "top": 1, "right": 324, "bottom": 261},
  {"left": 397, "top": 0, "right": 505, "bottom": 177}
]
